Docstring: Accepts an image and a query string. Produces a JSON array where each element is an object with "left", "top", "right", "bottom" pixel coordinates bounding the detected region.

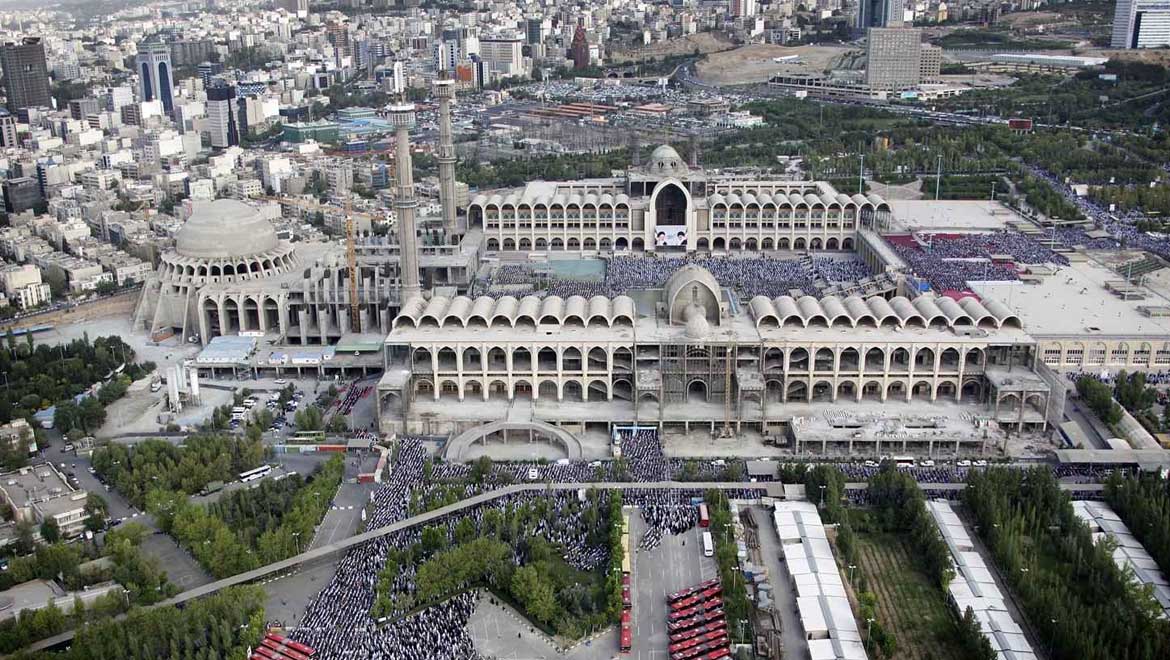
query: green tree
[
  {"left": 470, "top": 456, "right": 493, "bottom": 484},
  {"left": 1077, "top": 376, "right": 1123, "bottom": 426},
  {"left": 511, "top": 565, "right": 558, "bottom": 624},
  {"left": 83, "top": 493, "right": 109, "bottom": 532},
  {"left": 39, "top": 519, "right": 60, "bottom": 544}
]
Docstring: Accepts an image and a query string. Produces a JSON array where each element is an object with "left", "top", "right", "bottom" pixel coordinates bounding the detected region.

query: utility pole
[
  {"left": 935, "top": 154, "right": 943, "bottom": 201},
  {"left": 858, "top": 154, "right": 865, "bottom": 194}
]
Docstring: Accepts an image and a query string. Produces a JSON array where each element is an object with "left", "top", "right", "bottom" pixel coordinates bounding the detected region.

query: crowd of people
[
  {"left": 887, "top": 230, "right": 1070, "bottom": 294},
  {"left": 479, "top": 254, "right": 880, "bottom": 302},
  {"left": 333, "top": 382, "right": 373, "bottom": 417},
  {"left": 1064, "top": 369, "right": 1170, "bottom": 386},
  {"left": 291, "top": 439, "right": 440, "bottom": 658},
  {"left": 1028, "top": 165, "right": 1170, "bottom": 261},
  {"left": 357, "top": 592, "right": 483, "bottom": 660},
  {"left": 619, "top": 427, "right": 671, "bottom": 482},
  {"left": 286, "top": 425, "right": 1121, "bottom": 658},
  {"left": 811, "top": 256, "right": 873, "bottom": 284},
  {"left": 916, "top": 231, "right": 1069, "bottom": 266}
]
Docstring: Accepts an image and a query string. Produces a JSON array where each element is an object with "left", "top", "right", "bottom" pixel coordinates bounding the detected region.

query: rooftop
[
  {"left": 972, "top": 259, "right": 1170, "bottom": 337},
  {"left": 0, "top": 464, "right": 73, "bottom": 508},
  {"left": 885, "top": 200, "right": 1023, "bottom": 233}
]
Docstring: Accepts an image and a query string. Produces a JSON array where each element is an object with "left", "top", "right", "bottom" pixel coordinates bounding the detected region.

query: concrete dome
[
  {"left": 175, "top": 200, "right": 280, "bottom": 259},
  {"left": 647, "top": 144, "right": 688, "bottom": 177}
]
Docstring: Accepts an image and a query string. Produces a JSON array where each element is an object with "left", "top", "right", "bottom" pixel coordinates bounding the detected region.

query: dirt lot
[
  {"left": 1093, "top": 48, "right": 1170, "bottom": 66},
  {"left": 998, "top": 11, "right": 1064, "bottom": 27},
  {"left": 609, "top": 32, "right": 734, "bottom": 64},
  {"left": 2, "top": 290, "right": 138, "bottom": 332},
  {"left": 695, "top": 43, "right": 856, "bottom": 85}
]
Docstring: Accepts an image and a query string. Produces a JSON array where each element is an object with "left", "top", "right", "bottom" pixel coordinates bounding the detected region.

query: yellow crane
[{"left": 345, "top": 197, "right": 360, "bottom": 333}]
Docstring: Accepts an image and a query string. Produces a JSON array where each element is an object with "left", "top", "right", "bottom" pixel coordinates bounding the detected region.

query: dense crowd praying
[
  {"left": 1028, "top": 165, "right": 1170, "bottom": 260},
  {"left": 486, "top": 254, "right": 878, "bottom": 302},
  {"left": 286, "top": 429, "right": 1116, "bottom": 658}
]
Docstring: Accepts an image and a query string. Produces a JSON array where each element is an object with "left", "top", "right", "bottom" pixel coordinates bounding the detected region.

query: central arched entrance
[{"left": 652, "top": 181, "right": 689, "bottom": 250}]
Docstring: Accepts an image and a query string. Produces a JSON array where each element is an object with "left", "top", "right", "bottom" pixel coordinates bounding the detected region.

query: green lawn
[{"left": 851, "top": 532, "right": 968, "bottom": 660}]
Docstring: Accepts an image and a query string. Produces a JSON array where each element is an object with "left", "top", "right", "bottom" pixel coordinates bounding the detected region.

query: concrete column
[{"left": 391, "top": 106, "right": 422, "bottom": 300}]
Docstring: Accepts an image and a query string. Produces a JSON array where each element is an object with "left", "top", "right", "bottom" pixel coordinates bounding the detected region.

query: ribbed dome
[{"left": 175, "top": 200, "right": 280, "bottom": 259}]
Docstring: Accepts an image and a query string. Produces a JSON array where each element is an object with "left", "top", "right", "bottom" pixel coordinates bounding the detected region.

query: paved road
[
  {"left": 752, "top": 505, "right": 807, "bottom": 660},
  {"left": 22, "top": 479, "right": 1106, "bottom": 652},
  {"left": 39, "top": 434, "right": 214, "bottom": 593},
  {"left": 626, "top": 508, "right": 718, "bottom": 660}
]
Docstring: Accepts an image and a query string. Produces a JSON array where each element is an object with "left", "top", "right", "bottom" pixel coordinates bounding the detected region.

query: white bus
[
  {"left": 890, "top": 456, "right": 916, "bottom": 468},
  {"left": 239, "top": 465, "right": 272, "bottom": 483},
  {"left": 701, "top": 531, "right": 714, "bottom": 557}
]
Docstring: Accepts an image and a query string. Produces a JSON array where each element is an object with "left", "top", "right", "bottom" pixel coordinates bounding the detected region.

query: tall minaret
[
  {"left": 389, "top": 102, "right": 421, "bottom": 301},
  {"left": 433, "top": 78, "right": 458, "bottom": 240}
]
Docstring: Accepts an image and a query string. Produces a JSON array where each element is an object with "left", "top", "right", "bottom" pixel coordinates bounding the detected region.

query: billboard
[{"left": 654, "top": 226, "right": 688, "bottom": 247}]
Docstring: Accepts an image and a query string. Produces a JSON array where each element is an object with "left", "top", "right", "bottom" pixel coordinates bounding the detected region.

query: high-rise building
[
  {"left": 730, "top": 0, "right": 758, "bottom": 18},
  {"left": 526, "top": 17, "right": 546, "bottom": 44},
  {"left": 68, "top": 98, "right": 100, "bottom": 121},
  {"left": 857, "top": 0, "right": 904, "bottom": 30},
  {"left": 1112, "top": 0, "right": 1170, "bottom": 48},
  {"left": 432, "top": 39, "right": 461, "bottom": 72},
  {"left": 570, "top": 23, "right": 590, "bottom": 70},
  {"left": 279, "top": 0, "right": 310, "bottom": 18},
  {"left": 206, "top": 84, "right": 239, "bottom": 149},
  {"left": 920, "top": 44, "right": 943, "bottom": 84},
  {"left": 106, "top": 86, "right": 134, "bottom": 112},
  {"left": 198, "top": 61, "right": 224, "bottom": 88},
  {"left": 326, "top": 22, "right": 352, "bottom": 62},
  {"left": 136, "top": 40, "right": 175, "bottom": 114},
  {"left": 0, "top": 110, "right": 18, "bottom": 148},
  {"left": 0, "top": 38, "right": 52, "bottom": 112},
  {"left": 2, "top": 176, "right": 42, "bottom": 214},
  {"left": 169, "top": 39, "right": 215, "bottom": 67},
  {"left": 479, "top": 36, "right": 525, "bottom": 77},
  {"left": 866, "top": 27, "right": 922, "bottom": 91}
]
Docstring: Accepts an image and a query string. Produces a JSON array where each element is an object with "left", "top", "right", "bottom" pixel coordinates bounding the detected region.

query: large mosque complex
[{"left": 128, "top": 88, "right": 1170, "bottom": 459}]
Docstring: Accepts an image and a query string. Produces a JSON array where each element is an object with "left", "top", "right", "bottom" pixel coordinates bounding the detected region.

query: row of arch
[
  {"left": 472, "top": 191, "right": 632, "bottom": 210},
  {"left": 200, "top": 294, "right": 286, "bottom": 335},
  {"left": 699, "top": 236, "right": 855, "bottom": 251},
  {"left": 750, "top": 294, "right": 1022, "bottom": 331},
  {"left": 413, "top": 346, "right": 634, "bottom": 373},
  {"left": 485, "top": 237, "right": 643, "bottom": 252},
  {"left": 415, "top": 377, "right": 630, "bottom": 403},
  {"left": 407, "top": 345, "right": 986, "bottom": 375},
  {"left": 765, "top": 377, "right": 976, "bottom": 403},
  {"left": 763, "top": 346, "right": 984, "bottom": 372},
  {"left": 395, "top": 294, "right": 637, "bottom": 330},
  {"left": 411, "top": 375, "right": 989, "bottom": 405},
  {"left": 1044, "top": 341, "right": 1169, "bottom": 366},
  {"left": 160, "top": 250, "right": 297, "bottom": 283},
  {"left": 483, "top": 236, "right": 859, "bottom": 252},
  {"left": 707, "top": 190, "right": 887, "bottom": 211}
]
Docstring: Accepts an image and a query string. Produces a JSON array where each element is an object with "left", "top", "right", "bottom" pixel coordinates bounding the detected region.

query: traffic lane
[
  {"left": 310, "top": 480, "right": 376, "bottom": 551},
  {"left": 140, "top": 529, "right": 213, "bottom": 590},
  {"left": 43, "top": 441, "right": 137, "bottom": 521}
]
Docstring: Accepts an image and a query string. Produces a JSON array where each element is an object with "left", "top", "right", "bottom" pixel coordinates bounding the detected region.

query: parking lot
[{"left": 627, "top": 510, "right": 719, "bottom": 660}]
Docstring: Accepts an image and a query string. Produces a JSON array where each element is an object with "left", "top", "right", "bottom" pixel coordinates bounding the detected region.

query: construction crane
[{"left": 345, "top": 197, "right": 360, "bottom": 333}]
